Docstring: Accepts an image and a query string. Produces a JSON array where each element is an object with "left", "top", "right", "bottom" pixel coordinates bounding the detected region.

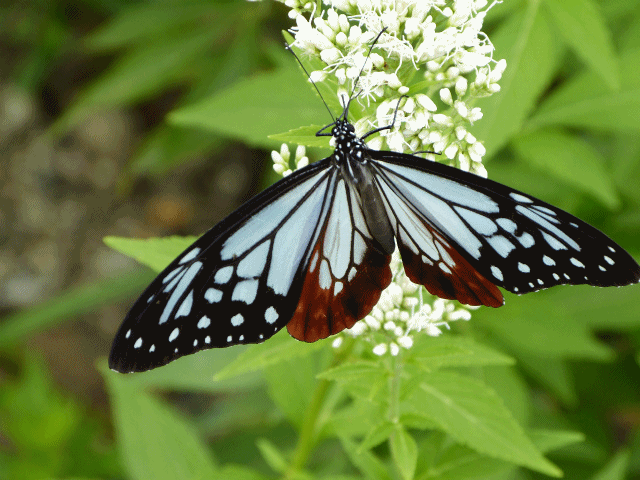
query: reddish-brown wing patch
[
  {"left": 397, "top": 221, "right": 503, "bottom": 307},
  {"left": 287, "top": 240, "right": 391, "bottom": 342}
]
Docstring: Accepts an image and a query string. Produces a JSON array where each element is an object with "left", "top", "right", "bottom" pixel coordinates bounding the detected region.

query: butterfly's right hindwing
[{"left": 109, "top": 159, "right": 334, "bottom": 373}]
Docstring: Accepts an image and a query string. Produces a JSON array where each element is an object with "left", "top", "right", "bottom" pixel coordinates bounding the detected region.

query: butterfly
[{"left": 109, "top": 38, "right": 640, "bottom": 373}]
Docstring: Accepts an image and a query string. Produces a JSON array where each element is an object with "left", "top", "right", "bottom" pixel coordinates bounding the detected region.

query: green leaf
[
  {"left": 213, "top": 330, "right": 328, "bottom": 381},
  {"left": 53, "top": 27, "right": 219, "bottom": 134},
  {"left": 512, "top": 128, "right": 620, "bottom": 209},
  {"left": 591, "top": 449, "right": 630, "bottom": 480},
  {"left": 256, "top": 438, "right": 288, "bottom": 474},
  {"left": 317, "top": 361, "right": 387, "bottom": 400},
  {"left": 472, "top": 2, "right": 563, "bottom": 158},
  {"left": 359, "top": 421, "right": 395, "bottom": 451},
  {"left": 410, "top": 371, "right": 561, "bottom": 476},
  {"left": 317, "top": 361, "right": 385, "bottom": 382},
  {"left": 529, "top": 429, "right": 585, "bottom": 453},
  {"left": 390, "top": 425, "right": 418, "bottom": 480},
  {"left": 423, "top": 443, "right": 513, "bottom": 480},
  {"left": 264, "top": 356, "right": 317, "bottom": 428},
  {"left": 339, "top": 436, "right": 392, "bottom": 480},
  {"left": 216, "top": 465, "right": 270, "bottom": 480},
  {"left": 543, "top": 0, "right": 619, "bottom": 89},
  {"left": 474, "top": 291, "right": 614, "bottom": 361},
  {"left": 0, "top": 270, "right": 154, "bottom": 348},
  {"left": 269, "top": 125, "right": 332, "bottom": 149},
  {"left": 103, "top": 366, "right": 218, "bottom": 480},
  {"left": 169, "top": 65, "right": 327, "bottom": 149},
  {"left": 529, "top": 47, "right": 640, "bottom": 132},
  {"left": 104, "top": 236, "right": 197, "bottom": 272},
  {"left": 515, "top": 353, "right": 578, "bottom": 406},
  {"left": 85, "top": 3, "right": 223, "bottom": 51},
  {"left": 408, "top": 336, "right": 515, "bottom": 370}
]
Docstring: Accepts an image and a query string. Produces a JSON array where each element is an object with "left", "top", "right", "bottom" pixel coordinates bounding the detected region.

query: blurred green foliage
[{"left": 2, "top": 0, "right": 640, "bottom": 479}]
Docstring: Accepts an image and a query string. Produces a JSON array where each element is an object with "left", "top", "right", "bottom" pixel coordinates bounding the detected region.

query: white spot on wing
[
  {"left": 319, "top": 259, "right": 331, "bottom": 289},
  {"left": 160, "top": 262, "right": 202, "bottom": 324},
  {"left": 486, "top": 235, "right": 515, "bottom": 258},
  {"left": 205, "top": 336, "right": 211, "bottom": 344},
  {"left": 570, "top": 257, "right": 585, "bottom": 268},
  {"left": 518, "top": 262, "right": 530, "bottom": 273},
  {"left": 334, "top": 281, "right": 343, "bottom": 295},
  {"left": 231, "top": 314, "right": 244, "bottom": 327},
  {"left": 553, "top": 273, "right": 560, "bottom": 280},
  {"left": 150, "top": 345, "right": 155, "bottom": 352},
  {"left": 265, "top": 306, "right": 278, "bottom": 324},
  {"left": 232, "top": 279, "right": 259, "bottom": 304},
  {"left": 510, "top": 193, "right": 533, "bottom": 203},
  {"left": 205, "top": 288, "right": 222, "bottom": 303},
  {"left": 517, "top": 232, "right": 534, "bottom": 248},
  {"left": 180, "top": 247, "right": 201, "bottom": 264},
  {"left": 496, "top": 218, "right": 517, "bottom": 233},
  {"left": 323, "top": 180, "right": 352, "bottom": 279},
  {"left": 310, "top": 250, "right": 319, "bottom": 272},
  {"left": 541, "top": 231, "right": 567, "bottom": 251},
  {"left": 348, "top": 266, "right": 357, "bottom": 281},
  {"left": 134, "top": 338, "right": 142, "bottom": 349},
  {"left": 491, "top": 266, "right": 503, "bottom": 281},
  {"left": 162, "top": 267, "right": 183, "bottom": 284},
  {"left": 543, "top": 255, "right": 556, "bottom": 266},
  {"left": 237, "top": 241, "right": 270, "bottom": 278},
  {"left": 197, "top": 316, "right": 211, "bottom": 329},
  {"left": 439, "top": 263, "right": 452, "bottom": 274},
  {"left": 215, "top": 266, "right": 233, "bottom": 284},
  {"left": 169, "top": 328, "right": 179, "bottom": 342},
  {"left": 454, "top": 207, "right": 498, "bottom": 235},
  {"left": 126, "top": 329, "right": 131, "bottom": 339},
  {"left": 604, "top": 255, "right": 614, "bottom": 265},
  {"left": 227, "top": 335, "right": 232, "bottom": 343},
  {"left": 176, "top": 290, "right": 193, "bottom": 318}
]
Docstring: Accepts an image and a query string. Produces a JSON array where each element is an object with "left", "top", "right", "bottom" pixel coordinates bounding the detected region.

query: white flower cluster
[
  {"left": 271, "top": 143, "right": 309, "bottom": 176},
  {"left": 331, "top": 250, "right": 476, "bottom": 356},
  {"left": 276, "top": 0, "right": 505, "bottom": 175}
]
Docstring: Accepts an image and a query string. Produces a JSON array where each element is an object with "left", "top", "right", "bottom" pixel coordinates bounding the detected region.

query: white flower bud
[
  {"left": 416, "top": 94, "right": 437, "bottom": 111},
  {"left": 390, "top": 343, "right": 400, "bottom": 356},
  {"left": 455, "top": 77, "right": 468, "bottom": 96},
  {"left": 320, "top": 47, "right": 342, "bottom": 65},
  {"left": 444, "top": 143, "right": 458, "bottom": 159},
  {"left": 373, "top": 343, "right": 387, "bottom": 356},
  {"left": 309, "top": 70, "right": 327, "bottom": 83},
  {"left": 439, "top": 88, "right": 453, "bottom": 105},
  {"left": 335, "top": 31, "right": 348, "bottom": 46}
]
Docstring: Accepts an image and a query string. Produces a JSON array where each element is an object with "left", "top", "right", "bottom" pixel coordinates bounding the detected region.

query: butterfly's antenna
[
  {"left": 285, "top": 41, "right": 335, "bottom": 122},
  {"left": 349, "top": 27, "right": 388, "bottom": 100},
  {"left": 361, "top": 95, "right": 406, "bottom": 140}
]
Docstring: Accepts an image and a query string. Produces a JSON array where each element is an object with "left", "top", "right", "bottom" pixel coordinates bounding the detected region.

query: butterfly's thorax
[{"left": 332, "top": 119, "right": 395, "bottom": 255}]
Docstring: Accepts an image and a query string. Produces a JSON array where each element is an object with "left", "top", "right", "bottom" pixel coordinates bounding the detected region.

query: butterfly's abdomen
[{"left": 348, "top": 158, "right": 395, "bottom": 255}]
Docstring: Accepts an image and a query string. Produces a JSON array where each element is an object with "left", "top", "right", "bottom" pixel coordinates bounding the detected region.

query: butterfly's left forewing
[
  {"left": 369, "top": 151, "right": 640, "bottom": 303},
  {"left": 109, "top": 160, "right": 336, "bottom": 373}
]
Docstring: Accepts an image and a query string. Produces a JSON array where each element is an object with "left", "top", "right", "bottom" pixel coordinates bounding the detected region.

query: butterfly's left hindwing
[
  {"left": 369, "top": 150, "right": 640, "bottom": 300},
  {"left": 109, "top": 160, "right": 336, "bottom": 373}
]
